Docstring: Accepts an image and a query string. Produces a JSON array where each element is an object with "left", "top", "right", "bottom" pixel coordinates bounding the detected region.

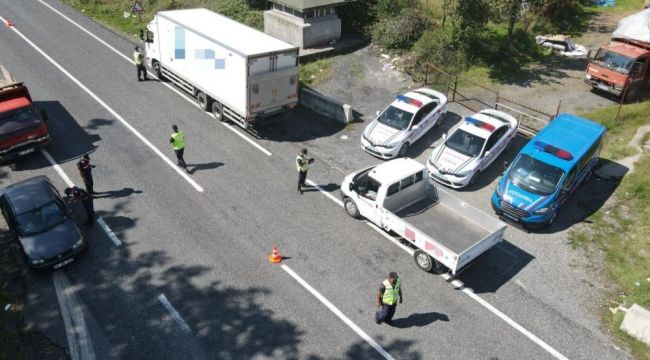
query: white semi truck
[
  {"left": 140, "top": 8, "right": 299, "bottom": 129},
  {"left": 341, "top": 158, "right": 506, "bottom": 274}
]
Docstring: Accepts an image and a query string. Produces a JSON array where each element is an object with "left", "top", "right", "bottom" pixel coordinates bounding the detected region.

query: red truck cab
[
  {"left": 0, "top": 64, "right": 50, "bottom": 162},
  {"left": 585, "top": 40, "right": 650, "bottom": 100}
]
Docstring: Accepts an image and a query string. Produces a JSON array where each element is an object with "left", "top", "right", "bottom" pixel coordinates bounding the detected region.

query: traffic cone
[
  {"left": 268, "top": 244, "right": 282, "bottom": 263},
  {"left": 6, "top": 19, "right": 13, "bottom": 28}
]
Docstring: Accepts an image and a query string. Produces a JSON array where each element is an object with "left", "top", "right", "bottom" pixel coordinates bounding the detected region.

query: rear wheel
[
  {"left": 414, "top": 250, "right": 433, "bottom": 272},
  {"left": 212, "top": 101, "right": 224, "bottom": 122},
  {"left": 197, "top": 91, "right": 210, "bottom": 111},
  {"left": 152, "top": 61, "right": 163, "bottom": 80},
  {"left": 344, "top": 198, "right": 360, "bottom": 219},
  {"left": 398, "top": 143, "right": 409, "bottom": 158}
]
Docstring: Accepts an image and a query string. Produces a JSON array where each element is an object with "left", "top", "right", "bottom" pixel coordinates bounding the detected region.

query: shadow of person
[
  {"left": 93, "top": 187, "right": 143, "bottom": 199},
  {"left": 187, "top": 162, "right": 223, "bottom": 175},
  {"left": 389, "top": 312, "right": 449, "bottom": 329}
]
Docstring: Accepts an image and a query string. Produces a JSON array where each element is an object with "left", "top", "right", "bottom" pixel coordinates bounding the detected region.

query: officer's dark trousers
[
  {"left": 298, "top": 170, "right": 307, "bottom": 189},
  {"left": 137, "top": 64, "right": 147, "bottom": 80},
  {"left": 82, "top": 175, "right": 94, "bottom": 194},
  {"left": 174, "top": 148, "right": 186, "bottom": 168},
  {"left": 375, "top": 303, "right": 397, "bottom": 324},
  {"left": 82, "top": 199, "right": 94, "bottom": 224}
]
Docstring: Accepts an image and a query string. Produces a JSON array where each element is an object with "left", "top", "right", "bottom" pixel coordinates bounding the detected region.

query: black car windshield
[
  {"left": 508, "top": 154, "right": 565, "bottom": 196},
  {"left": 377, "top": 106, "right": 413, "bottom": 130},
  {"left": 0, "top": 107, "right": 40, "bottom": 136},
  {"left": 15, "top": 201, "right": 66, "bottom": 236},
  {"left": 593, "top": 49, "right": 634, "bottom": 74},
  {"left": 445, "top": 129, "right": 485, "bottom": 157}
]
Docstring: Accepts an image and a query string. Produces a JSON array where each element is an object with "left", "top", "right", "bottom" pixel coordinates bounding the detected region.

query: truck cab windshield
[
  {"left": 508, "top": 154, "right": 565, "bottom": 196},
  {"left": 0, "top": 107, "right": 40, "bottom": 137},
  {"left": 377, "top": 106, "right": 413, "bottom": 131},
  {"left": 594, "top": 49, "right": 634, "bottom": 74},
  {"left": 352, "top": 169, "right": 381, "bottom": 200}
]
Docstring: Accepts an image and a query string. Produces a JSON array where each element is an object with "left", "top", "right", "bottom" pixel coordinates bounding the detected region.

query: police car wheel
[
  {"left": 197, "top": 92, "right": 210, "bottom": 111},
  {"left": 212, "top": 101, "right": 224, "bottom": 122},
  {"left": 469, "top": 170, "right": 480, "bottom": 186},
  {"left": 398, "top": 143, "right": 409, "bottom": 158},
  {"left": 344, "top": 198, "right": 360, "bottom": 219}
]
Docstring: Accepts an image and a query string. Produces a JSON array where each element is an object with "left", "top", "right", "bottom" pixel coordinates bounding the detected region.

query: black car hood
[{"left": 20, "top": 220, "right": 81, "bottom": 260}]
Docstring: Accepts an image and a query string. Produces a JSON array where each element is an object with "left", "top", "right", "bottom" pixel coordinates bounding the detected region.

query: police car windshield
[
  {"left": 377, "top": 106, "right": 413, "bottom": 130},
  {"left": 508, "top": 154, "right": 565, "bottom": 196},
  {"left": 15, "top": 201, "right": 66, "bottom": 237},
  {"left": 446, "top": 129, "right": 485, "bottom": 157}
]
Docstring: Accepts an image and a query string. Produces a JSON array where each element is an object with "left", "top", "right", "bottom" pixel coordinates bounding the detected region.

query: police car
[
  {"left": 427, "top": 109, "right": 519, "bottom": 188},
  {"left": 361, "top": 88, "right": 447, "bottom": 159}
]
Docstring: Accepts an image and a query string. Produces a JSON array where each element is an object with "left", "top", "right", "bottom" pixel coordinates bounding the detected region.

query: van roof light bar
[{"left": 533, "top": 141, "right": 573, "bottom": 160}]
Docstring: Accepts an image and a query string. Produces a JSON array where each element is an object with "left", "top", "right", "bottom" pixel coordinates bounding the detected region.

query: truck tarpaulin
[{"left": 612, "top": 8, "right": 650, "bottom": 43}]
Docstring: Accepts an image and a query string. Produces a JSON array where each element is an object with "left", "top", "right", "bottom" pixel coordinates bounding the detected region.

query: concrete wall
[
  {"left": 300, "top": 87, "right": 352, "bottom": 124},
  {"left": 264, "top": 10, "right": 341, "bottom": 48}
]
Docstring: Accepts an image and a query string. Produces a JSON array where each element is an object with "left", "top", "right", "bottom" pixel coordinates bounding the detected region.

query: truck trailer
[
  {"left": 341, "top": 158, "right": 506, "bottom": 274},
  {"left": 141, "top": 8, "right": 299, "bottom": 129},
  {"left": 0, "top": 64, "right": 50, "bottom": 162}
]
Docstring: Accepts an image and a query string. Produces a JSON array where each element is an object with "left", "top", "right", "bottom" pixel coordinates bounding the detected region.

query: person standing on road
[
  {"left": 65, "top": 186, "right": 95, "bottom": 225},
  {"left": 375, "top": 272, "right": 402, "bottom": 325},
  {"left": 170, "top": 125, "right": 188, "bottom": 172},
  {"left": 296, "top": 148, "right": 313, "bottom": 194},
  {"left": 77, "top": 154, "right": 96, "bottom": 195},
  {"left": 134, "top": 46, "right": 148, "bottom": 81}
]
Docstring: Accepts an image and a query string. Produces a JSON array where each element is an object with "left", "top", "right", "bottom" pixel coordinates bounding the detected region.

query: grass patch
[
  {"left": 581, "top": 100, "right": 650, "bottom": 160},
  {"left": 595, "top": 0, "right": 647, "bottom": 13},
  {"left": 299, "top": 58, "right": 333, "bottom": 87},
  {"left": 570, "top": 100, "right": 650, "bottom": 359}
]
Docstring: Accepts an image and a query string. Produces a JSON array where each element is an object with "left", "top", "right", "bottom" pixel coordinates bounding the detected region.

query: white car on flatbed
[
  {"left": 361, "top": 88, "right": 447, "bottom": 159},
  {"left": 340, "top": 158, "right": 506, "bottom": 274},
  {"left": 427, "top": 109, "right": 518, "bottom": 188}
]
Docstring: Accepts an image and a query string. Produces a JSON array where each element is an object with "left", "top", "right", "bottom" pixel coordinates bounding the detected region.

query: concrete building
[{"left": 264, "top": 0, "right": 352, "bottom": 49}]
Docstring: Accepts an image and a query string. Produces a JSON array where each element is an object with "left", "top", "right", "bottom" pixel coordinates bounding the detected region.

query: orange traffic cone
[
  {"left": 268, "top": 244, "right": 282, "bottom": 263},
  {"left": 6, "top": 19, "right": 13, "bottom": 28}
]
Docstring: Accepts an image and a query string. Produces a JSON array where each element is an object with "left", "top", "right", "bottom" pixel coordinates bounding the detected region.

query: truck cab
[
  {"left": 585, "top": 41, "right": 650, "bottom": 100},
  {"left": 0, "top": 64, "right": 50, "bottom": 162}
]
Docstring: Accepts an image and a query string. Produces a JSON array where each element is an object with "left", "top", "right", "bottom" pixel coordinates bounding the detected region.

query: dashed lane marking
[
  {"left": 307, "top": 177, "right": 570, "bottom": 360},
  {"left": 53, "top": 272, "right": 96, "bottom": 360},
  {"left": 0, "top": 16, "right": 204, "bottom": 193},
  {"left": 97, "top": 217, "right": 122, "bottom": 247},
  {"left": 37, "top": 0, "right": 272, "bottom": 157}
]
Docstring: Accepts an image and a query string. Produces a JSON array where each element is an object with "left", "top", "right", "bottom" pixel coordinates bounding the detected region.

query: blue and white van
[{"left": 491, "top": 114, "right": 606, "bottom": 229}]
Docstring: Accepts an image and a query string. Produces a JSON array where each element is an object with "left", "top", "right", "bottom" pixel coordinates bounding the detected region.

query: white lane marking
[
  {"left": 53, "top": 272, "right": 96, "bottom": 360},
  {"left": 158, "top": 294, "right": 192, "bottom": 333},
  {"left": 281, "top": 264, "right": 395, "bottom": 360},
  {"left": 41, "top": 149, "right": 75, "bottom": 187},
  {"left": 37, "top": 0, "right": 273, "bottom": 157},
  {"left": 308, "top": 177, "right": 570, "bottom": 360},
  {"left": 97, "top": 217, "right": 122, "bottom": 246},
  {"left": 305, "top": 179, "right": 342, "bottom": 206},
  {"left": 0, "top": 16, "right": 204, "bottom": 193}
]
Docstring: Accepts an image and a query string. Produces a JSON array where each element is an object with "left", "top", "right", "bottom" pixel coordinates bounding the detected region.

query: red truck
[
  {"left": 585, "top": 9, "right": 650, "bottom": 101},
  {"left": 0, "top": 64, "right": 50, "bottom": 162}
]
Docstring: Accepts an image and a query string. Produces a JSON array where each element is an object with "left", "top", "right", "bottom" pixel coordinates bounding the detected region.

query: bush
[
  {"left": 413, "top": 25, "right": 468, "bottom": 71},
  {"left": 371, "top": 7, "right": 427, "bottom": 50}
]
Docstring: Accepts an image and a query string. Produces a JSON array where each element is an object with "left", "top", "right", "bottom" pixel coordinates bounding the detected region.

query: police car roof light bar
[
  {"left": 397, "top": 95, "right": 423, "bottom": 108},
  {"left": 465, "top": 117, "right": 496, "bottom": 132},
  {"left": 533, "top": 141, "right": 573, "bottom": 160}
]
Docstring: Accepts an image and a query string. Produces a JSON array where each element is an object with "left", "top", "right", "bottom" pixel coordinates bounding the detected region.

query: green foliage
[
  {"left": 372, "top": 7, "right": 427, "bottom": 50},
  {"left": 413, "top": 25, "right": 468, "bottom": 71},
  {"left": 374, "top": 0, "right": 414, "bottom": 17},
  {"left": 338, "top": 0, "right": 377, "bottom": 36},
  {"left": 299, "top": 58, "right": 333, "bottom": 87}
]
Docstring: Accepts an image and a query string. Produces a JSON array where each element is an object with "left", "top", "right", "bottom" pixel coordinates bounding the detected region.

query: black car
[{"left": 0, "top": 176, "right": 87, "bottom": 270}]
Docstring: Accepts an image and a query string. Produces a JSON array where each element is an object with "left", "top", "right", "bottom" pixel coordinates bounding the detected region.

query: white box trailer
[
  {"left": 341, "top": 158, "right": 506, "bottom": 274},
  {"left": 141, "top": 8, "right": 299, "bottom": 128}
]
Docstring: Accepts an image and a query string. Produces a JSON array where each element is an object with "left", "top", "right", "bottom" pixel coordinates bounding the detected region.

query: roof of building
[
  {"left": 271, "top": 0, "right": 351, "bottom": 11},
  {"left": 157, "top": 9, "right": 297, "bottom": 57}
]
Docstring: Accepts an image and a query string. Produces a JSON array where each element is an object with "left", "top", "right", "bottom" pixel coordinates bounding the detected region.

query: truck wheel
[
  {"left": 212, "top": 101, "right": 224, "bottom": 122},
  {"left": 626, "top": 87, "right": 639, "bottom": 102},
  {"left": 344, "top": 198, "right": 361, "bottom": 219},
  {"left": 398, "top": 143, "right": 409, "bottom": 158},
  {"left": 197, "top": 91, "right": 210, "bottom": 111},
  {"left": 414, "top": 250, "right": 433, "bottom": 272},
  {"left": 152, "top": 61, "right": 163, "bottom": 80}
]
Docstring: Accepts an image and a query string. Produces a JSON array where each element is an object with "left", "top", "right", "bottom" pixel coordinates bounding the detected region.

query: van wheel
[
  {"left": 547, "top": 211, "right": 558, "bottom": 227},
  {"left": 152, "top": 61, "right": 163, "bottom": 80},
  {"left": 398, "top": 143, "right": 409, "bottom": 158},
  {"left": 197, "top": 91, "right": 210, "bottom": 111},
  {"left": 212, "top": 101, "right": 224, "bottom": 122},
  {"left": 582, "top": 170, "right": 593, "bottom": 185},
  {"left": 626, "top": 87, "right": 639, "bottom": 102},
  {"left": 344, "top": 198, "right": 360, "bottom": 219}
]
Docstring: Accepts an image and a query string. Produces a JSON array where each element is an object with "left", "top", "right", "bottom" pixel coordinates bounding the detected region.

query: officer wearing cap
[
  {"left": 64, "top": 186, "right": 94, "bottom": 225},
  {"left": 77, "top": 154, "right": 96, "bottom": 195},
  {"left": 375, "top": 272, "right": 403, "bottom": 325},
  {"left": 170, "top": 124, "right": 188, "bottom": 172},
  {"left": 296, "top": 148, "right": 314, "bottom": 194},
  {"left": 134, "top": 46, "right": 148, "bottom": 81}
]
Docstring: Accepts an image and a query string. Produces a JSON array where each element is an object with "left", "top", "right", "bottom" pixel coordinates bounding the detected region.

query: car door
[
  {"left": 354, "top": 178, "right": 382, "bottom": 223},
  {"left": 480, "top": 126, "right": 508, "bottom": 170},
  {"left": 0, "top": 197, "right": 17, "bottom": 237},
  {"left": 410, "top": 102, "right": 437, "bottom": 142}
]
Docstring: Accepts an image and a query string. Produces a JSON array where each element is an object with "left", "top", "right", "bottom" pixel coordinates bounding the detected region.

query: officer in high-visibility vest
[
  {"left": 296, "top": 148, "right": 313, "bottom": 194},
  {"left": 375, "top": 272, "right": 403, "bottom": 325},
  {"left": 134, "top": 46, "right": 148, "bottom": 81},
  {"left": 169, "top": 125, "right": 188, "bottom": 171}
]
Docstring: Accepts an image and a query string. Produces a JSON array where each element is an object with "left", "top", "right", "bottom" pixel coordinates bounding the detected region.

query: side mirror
[
  {"left": 442, "top": 133, "right": 447, "bottom": 140},
  {"left": 502, "top": 161, "right": 509, "bottom": 173},
  {"left": 376, "top": 110, "right": 380, "bottom": 117},
  {"left": 411, "top": 124, "right": 420, "bottom": 131},
  {"left": 484, "top": 150, "right": 491, "bottom": 157},
  {"left": 39, "top": 109, "right": 49, "bottom": 122},
  {"left": 348, "top": 182, "right": 355, "bottom": 192},
  {"left": 139, "top": 29, "right": 145, "bottom": 41}
]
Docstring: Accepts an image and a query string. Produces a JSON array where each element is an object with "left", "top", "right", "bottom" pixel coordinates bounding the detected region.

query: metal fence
[{"left": 407, "top": 61, "right": 562, "bottom": 137}]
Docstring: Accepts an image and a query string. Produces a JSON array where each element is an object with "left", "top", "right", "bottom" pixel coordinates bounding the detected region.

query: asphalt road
[{"left": 0, "top": 1, "right": 630, "bottom": 359}]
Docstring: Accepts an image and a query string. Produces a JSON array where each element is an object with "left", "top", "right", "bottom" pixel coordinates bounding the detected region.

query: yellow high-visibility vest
[
  {"left": 382, "top": 279, "right": 400, "bottom": 305},
  {"left": 296, "top": 155, "right": 309, "bottom": 172},
  {"left": 171, "top": 131, "right": 185, "bottom": 150},
  {"left": 134, "top": 51, "right": 142, "bottom": 65}
]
